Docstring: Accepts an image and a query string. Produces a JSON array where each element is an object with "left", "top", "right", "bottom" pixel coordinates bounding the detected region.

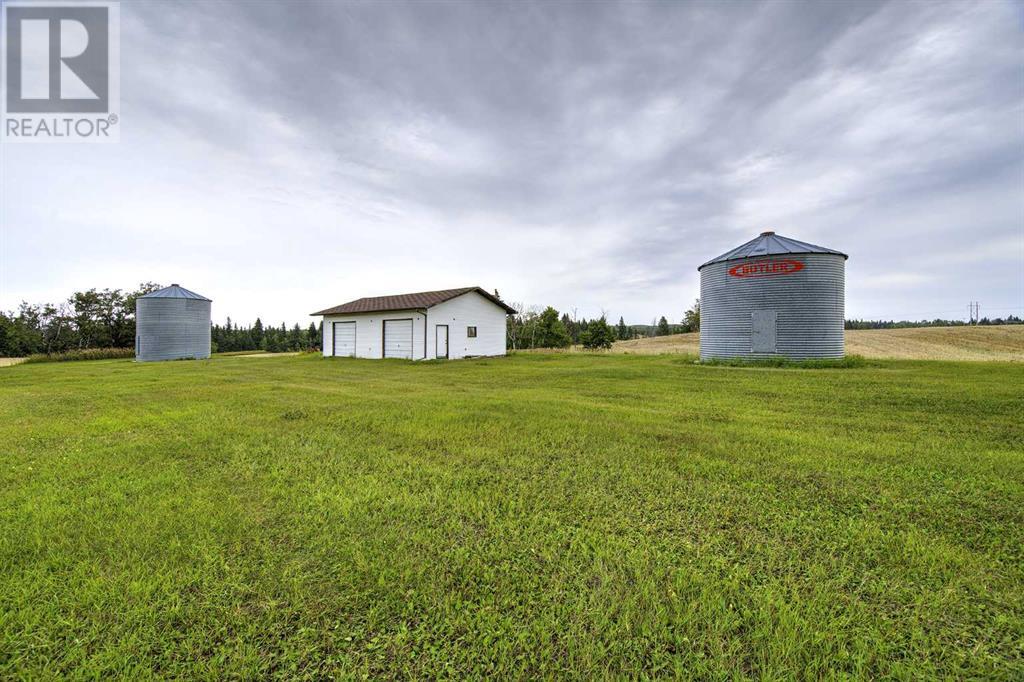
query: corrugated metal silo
[
  {"left": 698, "top": 232, "right": 847, "bottom": 360},
  {"left": 135, "top": 284, "right": 212, "bottom": 362}
]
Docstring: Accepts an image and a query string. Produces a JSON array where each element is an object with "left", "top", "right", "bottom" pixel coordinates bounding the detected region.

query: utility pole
[{"left": 968, "top": 301, "right": 980, "bottom": 324}]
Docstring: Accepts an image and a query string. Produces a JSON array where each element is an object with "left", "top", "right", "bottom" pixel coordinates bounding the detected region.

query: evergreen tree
[
  {"left": 265, "top": 327, "right": 281, "bottom": 352},
  {"left": 657, "top": 316, "right": 671, "bottom": 336},
  {"left": 223, "top": 318, "right": 234, "bottom": 352},
  {"left": 559, "top": 312, "right": 575, "bottom": 344},
  {"left": 537, "top": 307, "right": 572, "bottom": 348},
  {"left": 252, "top": 318, "right": 264, "bottom": 347},
  {"left": 616, "top": 316, "right": 629, "bottom": 340},
  {"left": 580, "top": 316, "right": 615, "bottom": 350},
  {"left": 288, "top": 323, "right": 303, "bottom": 350}
]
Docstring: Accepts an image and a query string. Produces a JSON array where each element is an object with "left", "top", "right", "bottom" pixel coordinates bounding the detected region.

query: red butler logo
[{"left": 728, "top": 259, "right": 805, "bottom": 278}]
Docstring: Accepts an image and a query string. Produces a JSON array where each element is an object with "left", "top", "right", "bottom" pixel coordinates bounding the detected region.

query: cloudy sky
[{"left": 2, "top": 0, "right": 1022, "bottom": 325}]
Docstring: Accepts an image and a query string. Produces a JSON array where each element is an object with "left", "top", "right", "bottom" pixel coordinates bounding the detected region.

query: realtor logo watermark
[{"left": 2, "top": 1, "right": 120, "bottom": 142}]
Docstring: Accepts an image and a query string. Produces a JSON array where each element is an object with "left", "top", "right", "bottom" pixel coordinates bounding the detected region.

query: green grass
[
  {"left": 1, "top": 353, "right": 1021, "bottom": 679},
  {"left": 697, "top": 354, "right": 871, "bottom": 369},
  {"left": 212, "top": 349, "right": 269, "bottom": 357}
]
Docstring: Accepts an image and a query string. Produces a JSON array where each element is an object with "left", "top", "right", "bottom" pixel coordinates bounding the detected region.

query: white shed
[{"left": 312, "top": 287, "right": 515, "bottom": 360}]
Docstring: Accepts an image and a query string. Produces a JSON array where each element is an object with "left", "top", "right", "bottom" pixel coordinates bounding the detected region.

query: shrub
[{"left": 22, "top": 347, "right": 135, "bottom": 364}]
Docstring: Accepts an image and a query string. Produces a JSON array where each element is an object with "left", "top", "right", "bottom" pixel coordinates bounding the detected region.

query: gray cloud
[{"left": 2, "top": 0, "right": 1021, "bottom": 324}]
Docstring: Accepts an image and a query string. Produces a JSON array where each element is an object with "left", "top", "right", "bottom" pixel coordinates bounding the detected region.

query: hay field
[{"left": 613, "top": 325, "right": 1024, "bottom": 361}]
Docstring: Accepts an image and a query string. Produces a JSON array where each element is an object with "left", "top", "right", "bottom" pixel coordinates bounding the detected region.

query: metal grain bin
[
  {"left": 135, "top": 284, "right": 212, "bottom": 362},
  {"left": 698, "top": 232, "right": 847, "bottom": 360}
]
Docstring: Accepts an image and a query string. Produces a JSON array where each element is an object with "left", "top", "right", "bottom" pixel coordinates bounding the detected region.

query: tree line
[
  {"left": 0, "top": 283, "right": 161, "bottom": 357},
  {"left": 505, "top": 306, "right": 616, "bottom": 350},
  {"left": 212, "top": 319, "right": 321, "bottom": 353},
  {"left": 845, "top": 316, "right": 1021, "bottom": 329},
  {"left": 503, "top": 299, "right": 701, "bottom": 350}
]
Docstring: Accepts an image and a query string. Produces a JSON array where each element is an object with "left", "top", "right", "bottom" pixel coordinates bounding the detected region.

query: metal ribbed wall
[
  {"left": 700, "top": 253, "right": 845, "bottom": 360},
  {"left": 135, "top": 298, "right": 211, "bottom": 362}
]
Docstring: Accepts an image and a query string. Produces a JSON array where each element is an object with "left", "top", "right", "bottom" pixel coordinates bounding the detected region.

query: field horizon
[
  {"left": 1, "top": 353, "right": 1021, "bottom": 678},
  {"left": 611, "top": 324, "right": 1024, "bottom": 361}
]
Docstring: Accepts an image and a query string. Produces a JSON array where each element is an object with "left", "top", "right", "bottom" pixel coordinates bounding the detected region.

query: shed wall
[{"left": 427, "top": 292, "right": 507, "bottom": 359}]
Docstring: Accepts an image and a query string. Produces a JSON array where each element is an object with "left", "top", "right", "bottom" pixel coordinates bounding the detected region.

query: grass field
[
  {"left": 613, "top": 324, "right": 1024, "bottom": 361},
  {"left": 1, "top": 353, "right": 1022, "bottom": 678}
]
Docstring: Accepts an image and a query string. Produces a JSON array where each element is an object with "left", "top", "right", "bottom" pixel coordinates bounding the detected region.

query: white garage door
[
  {"left": 333, "top": 321, "right": 356, "bottom": 357},
  {"left": 383, "top": 319, "right": 413, "bottom": 359}
]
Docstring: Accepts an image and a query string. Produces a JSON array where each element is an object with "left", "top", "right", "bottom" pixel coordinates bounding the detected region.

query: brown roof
[{"left": 312, "top": 286, "right": 516, "bottom": 316}]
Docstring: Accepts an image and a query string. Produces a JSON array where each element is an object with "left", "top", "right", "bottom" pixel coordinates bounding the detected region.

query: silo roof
[
  {"left": 698, "top": 231, "right": 848, "bottom": 270},
  {"left": 138, "top": 284, "right": 211, "bottom": 301}
]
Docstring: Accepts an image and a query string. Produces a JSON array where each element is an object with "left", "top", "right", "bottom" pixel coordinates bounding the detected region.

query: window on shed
[{"left": 467, "top": 326, "right": 477, "bottom": 338}]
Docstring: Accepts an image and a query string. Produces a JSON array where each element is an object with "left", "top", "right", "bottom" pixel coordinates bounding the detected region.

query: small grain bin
[
  {"left": 698, "top": 232, "right": 847, "bottom": 360},
  {"left": 135, "top": 284, "right": 212, "bottom": 362}
]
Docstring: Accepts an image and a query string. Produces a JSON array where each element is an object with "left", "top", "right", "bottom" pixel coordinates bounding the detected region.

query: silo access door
[{"left": 751, "top": 310, "right": 777, "bottom": 353}]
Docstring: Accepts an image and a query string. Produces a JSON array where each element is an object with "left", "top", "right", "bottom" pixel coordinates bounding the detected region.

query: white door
[
  {"left": 435, "top": 325, "right": 449, "bottom": 359},
  {"left": 333, "top": 321, "right": 356, "bottom": 357},
  {"left": 383, "top": 319, "right": 413, "bottom": 359},
  {"left": 751, "top": 310, "right": 777, "bottom": 353}
]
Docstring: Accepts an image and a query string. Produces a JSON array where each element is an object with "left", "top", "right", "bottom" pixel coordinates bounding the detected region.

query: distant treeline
[
  {"left": 0, "top": 283, "right": 323, "bottom": 358},
  {"left": 505, "top": 306, "right": 616, "bottom": 350},
  {"left": 504, "top": 299, "right": 701, "bottom": 350},
  {"left": 212, "top": 319, "right": 321, "bottom": 353},
  {"left": 845, "top": 316, "right": 1021, "bottom": 329}
]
